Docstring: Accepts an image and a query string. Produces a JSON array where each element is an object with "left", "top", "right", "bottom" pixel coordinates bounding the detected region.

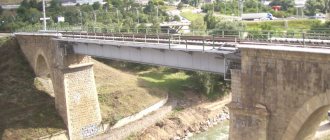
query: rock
[
  {"left": 200, "top": 126, "right": 208, "bottom": 132},
  {"left": 187, "top": 132, "right": 193, "bottom": 137},
  {"left": 188, "top": 126, "right": 195, "bottom": 132},
  {"left": 172, "top": 136, "right": 180, "bottom": 140},
  {"left": 176, "top": 130, "right": 184, "bottom": 137}
]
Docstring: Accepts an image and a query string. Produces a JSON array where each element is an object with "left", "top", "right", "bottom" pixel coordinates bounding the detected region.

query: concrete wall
[
  {"left": 228, "top": 47, "right": 330, "bottom": 140},
  {"left": 15, "top": 33, "right": 102, "bottom": 140},
  {"left": 111, "top": 94, "right": 168, "bottom": 129}
]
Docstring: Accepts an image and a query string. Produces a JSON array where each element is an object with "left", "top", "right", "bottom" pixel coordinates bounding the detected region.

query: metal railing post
[
  {"left": 179, "top": 35, "right": 181, "bottom": 45},
  {"left": 122, "top": 33, "right": 124, "bottom": 41},
  {"left": 303, "top": 32, "right": 305, "bottom": 47},
  {"left": 212, "top": 35, "right": 215, "bottom": 49},
  {"left": 169, "top": 36, "right": 171, "bottom": 50},
  {"left": 202, "top": 37, "right": 205, "bottom": 52},
  {"left": 145, "top": 34, "right": 147, "bottom": 43},
  {"left": 157, "top": 34, "right": 160, "bottom": 44},
  {"left": 185, "top": 39, "right": 187, "bottom": 51}
]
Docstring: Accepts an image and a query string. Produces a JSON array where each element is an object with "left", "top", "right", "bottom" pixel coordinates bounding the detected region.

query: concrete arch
[
  {"left": 35, "top": 53, "right": 51, "bottom": 78},
  {"left": 282, "top": 93, "right": 330, "bottom": 140}
]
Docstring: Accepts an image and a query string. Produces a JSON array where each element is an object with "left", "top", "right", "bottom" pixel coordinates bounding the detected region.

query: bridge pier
[
  {"left": 53, "top": 54, "right": 102, "bottom": 139},
  {"left": 15, "top": 33, "right": 102, "bottom": 139},
  {"left": 227, "top": 70, "right": 269, "bottom": 140}
]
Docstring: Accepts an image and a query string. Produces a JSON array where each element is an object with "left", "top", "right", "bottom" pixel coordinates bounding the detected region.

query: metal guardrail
[{"left": 15, "top": 26, "right": 330, "bottom": 47}]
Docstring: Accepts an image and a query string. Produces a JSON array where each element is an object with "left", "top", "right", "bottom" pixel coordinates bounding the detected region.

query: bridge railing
[{"left": 15, "top": 26, "right": 330, "bottom": 47}]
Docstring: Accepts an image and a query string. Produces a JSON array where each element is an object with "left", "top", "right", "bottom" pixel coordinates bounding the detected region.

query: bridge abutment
[
  {"left": 16, "top": 34, "right": 102, "bottom": 139},
  {"left": 228, "top": 47, "right": 330, "bottom": 140},
  {"left": 228, "top": 70, "right": 269, "bottom": 140}
]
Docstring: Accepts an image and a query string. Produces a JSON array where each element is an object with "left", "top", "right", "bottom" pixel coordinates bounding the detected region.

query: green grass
[
  {"left": 138, "top": 68, "right": 200, "bottom": 98},
  {"left": 245, "top": 19, "right": 322, "bottom": 31},
  {"left": 93, "top": 60, "right": 167, "bottom": 125},
  {"left": 181, "top": 11, "right": 205, "bottom": 21}
]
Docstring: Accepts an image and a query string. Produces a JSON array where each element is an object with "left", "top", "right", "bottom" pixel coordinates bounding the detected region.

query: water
[{"left": 190, "top": 120, "right": 229, "bottom": 140}]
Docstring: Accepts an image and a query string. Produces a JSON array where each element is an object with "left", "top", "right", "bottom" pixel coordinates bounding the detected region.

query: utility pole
[
  {"left": 79, "top": 10, "right": 83, "bottom": 28},
  {"left": 40, "top": 0, "right": 50, "bottom": 31},
  {"left": 136, "top": 9, "right": 139, "bottom": 24},
  {"left": 257, "top": 0, "right": 259, "bottom": 13},
  {"left": 224, "top": 0, "right": 226, "bottom": 15},
  {"left": 156, "top": 6, "right": 159, "bottom": 21},
  {"left": 116, "top": 9, "right": 119, "bottom": 24},
  {"left": 238, "top": 0, "right": 244, "bottom": 17}
]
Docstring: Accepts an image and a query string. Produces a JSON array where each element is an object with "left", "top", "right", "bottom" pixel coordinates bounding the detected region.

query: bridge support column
[
  {"left": 53, "top": 54, "right": 102, "bottom": 139},
  {"left": 227, "top": 69, "right": 269, "bottom": 140}
]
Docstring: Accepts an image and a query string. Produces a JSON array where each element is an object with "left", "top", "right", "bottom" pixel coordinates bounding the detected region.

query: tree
[
  {"left": 177, "top": 2, "right": 184, "bottom": 10},
  {"left": 204, "top": 12, "right": 217, "bottom": 29},
  {"left": 173, "top": 15, "right": 181, "bottom": 21},
  {"left": 49, "top": 0, "right": 62, "bottom": 11},
  {"left": 305, "top": 0, "right": 326, "bottom": 16},
  {"left": 190, "top": 17, "right": 206, "bottom": 31},
  {"left": 0, "top": 6, "right": 3, "bottom": 15},
  {"left": 211, "top": 19, "right": 245, "bottom": 35},
  {"left": 92, "top": 2, "right": 101, "bottom": 10}
]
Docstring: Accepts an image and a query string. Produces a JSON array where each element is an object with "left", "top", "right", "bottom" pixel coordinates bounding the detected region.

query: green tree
[
  {"left": 204, "top": 12, "right": 217, "bottom": 29},
  {"left": 173, "top": 15, "right": 181, "bottom": 21},
  {"left": 92, "top": 2, "right": 101, "bottom": 10},
  {"left": 177, "top": 2, "right": 184, "bottom": 10},
  {"left": 190, "top": 17, "right": 207, "bottom": 31},
  {"left": 0, "top": 6, "right": 3, "bottom": 15},
  {"left": 49, "top": 0, "right": 62, "bottom": 11},
  {"left": 305, "top": 0, "right": 326, "bottom": 16}
]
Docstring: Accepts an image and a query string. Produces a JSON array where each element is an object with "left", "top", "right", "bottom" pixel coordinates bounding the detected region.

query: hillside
[
  {"left": 0, "top": 0, "right": 23, "bottom": 5},
  {"left": 0, "top": 37, "right": 65, "bottom": 139},
  {"left": 0, "top": 37, "right": 167, "bottom": 139}
]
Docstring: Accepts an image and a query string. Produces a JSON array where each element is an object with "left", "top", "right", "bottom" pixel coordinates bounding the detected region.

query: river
[{"left": 190, "top": 120, "right": 229, "bottom": 140}]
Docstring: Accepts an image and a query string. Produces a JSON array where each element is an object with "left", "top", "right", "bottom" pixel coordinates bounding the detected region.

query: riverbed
[{"left": 190, "top": 120, "right": 229, "bottom": 140}]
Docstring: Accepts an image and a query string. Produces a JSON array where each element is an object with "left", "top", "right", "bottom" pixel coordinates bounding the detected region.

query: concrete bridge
[{"left": 14, "top": 32, "right": 330, "bottom": 140}]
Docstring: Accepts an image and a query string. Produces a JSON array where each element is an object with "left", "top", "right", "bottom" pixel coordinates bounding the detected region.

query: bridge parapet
[{"left": 15, "top": 33, "right": 102, "bottom": 140}]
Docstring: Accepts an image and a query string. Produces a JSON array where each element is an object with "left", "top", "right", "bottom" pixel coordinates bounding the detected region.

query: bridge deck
[{"left": 56, "top": 37, "right": 240, "bottom": 74}]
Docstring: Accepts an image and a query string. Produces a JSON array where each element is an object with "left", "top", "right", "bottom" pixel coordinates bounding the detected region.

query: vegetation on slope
[
  {"left": 100, "top": 60, "right": 230, "bottom": 100},
  {"left": 0, "top": 37, "right": 65, "bottom": 139},
  {"left": 0, "top": 36, "right": 168, "bottom": 139},
  {"left": 94, "top": 60, "right": 167, "bottom": 124}
]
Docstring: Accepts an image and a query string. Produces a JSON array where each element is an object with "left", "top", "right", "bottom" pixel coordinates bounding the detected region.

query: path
[{"left": 92, "top": 100, "right": 177, "bottom": 140}]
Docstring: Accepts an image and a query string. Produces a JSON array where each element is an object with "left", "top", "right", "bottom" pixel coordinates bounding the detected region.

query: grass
[
  {"left": 245, "top": 19, "right": 322, "bottom": 31},
  {"left": 181, "top": 11, "right": 205, "bottom": 21},
  {"left": 138, "top": 68, "right": 200, "bottom": 98},
  {"left": 93, "top": 60, "right": 167, "bottom": 125}
]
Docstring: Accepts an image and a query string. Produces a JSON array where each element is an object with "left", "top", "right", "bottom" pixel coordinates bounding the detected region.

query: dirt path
[{"left": 92, "top": 100, "right": 177, "bottom": 140}]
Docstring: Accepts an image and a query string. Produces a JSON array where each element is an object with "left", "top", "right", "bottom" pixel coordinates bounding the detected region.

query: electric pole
[{"left": 40, "top": 0, "right": 50, "bottom": 31}]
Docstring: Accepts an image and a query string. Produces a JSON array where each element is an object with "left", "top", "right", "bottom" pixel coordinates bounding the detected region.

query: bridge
[{"left": 14, "top": 31, "right": 330, "bottom": 140}]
